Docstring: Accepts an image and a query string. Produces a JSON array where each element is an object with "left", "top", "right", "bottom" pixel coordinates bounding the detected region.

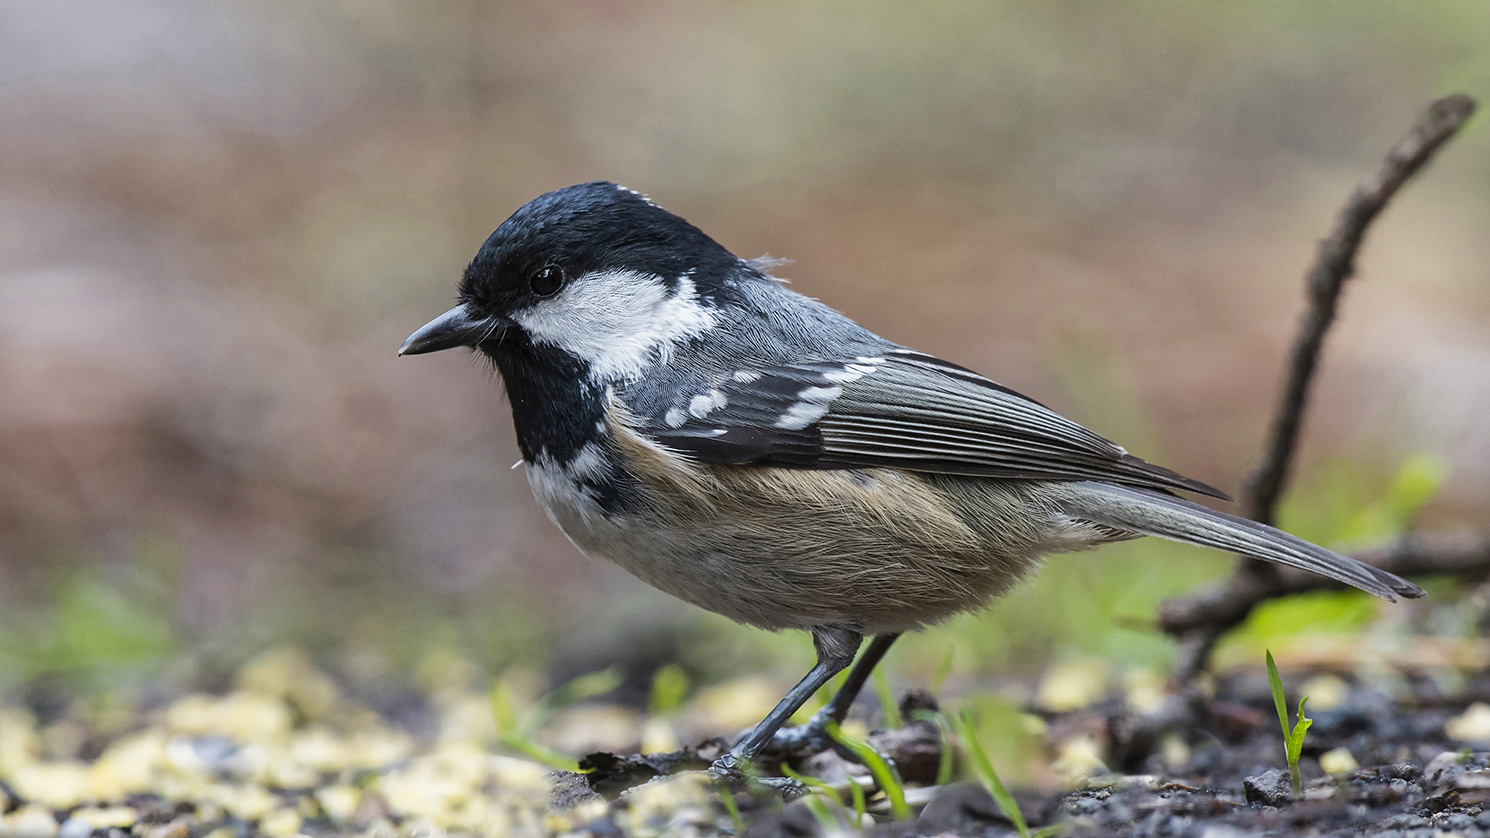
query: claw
[
  {"left": 761, "top": 708, "right": 833, "bottom": 756},
  {"left": 766, "top": 724, "right": 830, "bottom": 756},
  {"left": 706, "top": 753, "right": 807, "bottom": 801},
  {"left": 760, "top": 707, "right": 865, "bottom": 764}
]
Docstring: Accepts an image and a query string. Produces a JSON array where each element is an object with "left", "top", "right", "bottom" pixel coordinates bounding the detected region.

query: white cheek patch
[{"left": 513, "top": 271, "right": 718, "bottom": 381}]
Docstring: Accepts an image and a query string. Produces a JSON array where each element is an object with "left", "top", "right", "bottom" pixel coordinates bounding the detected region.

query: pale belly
[{"left": 525, "top": 442, "right": 1108, "bottom": 634}]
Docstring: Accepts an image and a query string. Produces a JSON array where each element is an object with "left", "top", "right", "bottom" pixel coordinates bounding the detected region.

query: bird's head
[{"left": 399, "top": 181, "right": 745, "bottom": 382}]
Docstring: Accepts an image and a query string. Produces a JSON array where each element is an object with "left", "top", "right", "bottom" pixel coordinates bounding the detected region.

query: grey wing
[{"left": 639, "top": 349, "right": 1228, "bottom": 499}]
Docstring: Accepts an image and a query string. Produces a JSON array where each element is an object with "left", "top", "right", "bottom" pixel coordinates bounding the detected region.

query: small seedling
[
  {"left": 490, "top": 680, "right": 580, "bottom": 771},
  {"left": 950, "top": 707, "right": 1031, "bottom": 838},
  {"left": 490, "top": 666, "right": 623, "bottom": 772},
  {"left": 824, "top": 719, "right": 912, "bottom": 820},
  {"left": 1265, "top": 649, "right": 1312, "bottom": 799}
]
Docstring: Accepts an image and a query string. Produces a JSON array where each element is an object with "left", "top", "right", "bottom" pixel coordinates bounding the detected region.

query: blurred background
[{"left": 1, "top": 0, "right": 1487, "bottom": 771}]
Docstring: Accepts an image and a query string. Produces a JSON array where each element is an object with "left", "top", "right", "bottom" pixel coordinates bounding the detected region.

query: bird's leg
[
  {"left": 767, "top": 632, "right": 901, "bottom": 756},
  {"left": 707, "top": 626, "right": 861, "bottom": 797}
]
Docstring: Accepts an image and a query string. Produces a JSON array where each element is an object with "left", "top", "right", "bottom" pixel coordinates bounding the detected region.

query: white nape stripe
[{"left": 513, "top": 271, "right": 717, "bottom": 381}]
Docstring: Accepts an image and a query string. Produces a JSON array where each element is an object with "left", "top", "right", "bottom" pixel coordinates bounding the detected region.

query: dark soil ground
[
  {"left": 572, "top": 666, "right": 1490, "bottom": 837},
  {"left": 5, "top": 652, "right": 1490, "bottom": 837}
]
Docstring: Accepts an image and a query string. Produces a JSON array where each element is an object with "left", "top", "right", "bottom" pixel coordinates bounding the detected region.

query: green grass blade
[
  {"left": 824, "top": 720, "right": 911, "bottom": 820},
  {"left": 1286, "top": 696, "right": 1312, "bottom": 798},
  {"left": 716, "top": 788, "right": 745, "bottom": 834},
  {"left": 506, "top": 666, "right": 624, "bottom": 736},
  {"left": 873, "top": 669, "right": 904, "bottom": 728},
  {"left": 800, "top": 793, "right": 839, "bottom": 832},
  {"left": 498, "top": 733, "right": 580, "bottom": 772},
  {"left": 491, "top": 675, "right": 586, "bottom": 772},
  {"left": 1265, "top": 650, "right": 1290, "bottom": 743},
  {"left": 845, "top": 769, "right": 868, "bottom": 826},
  {"left": 781, "top": 766, "right": 850, "bottom": 829},
  {"left": 1287, "top": 696, "right": 1312, "bottom": 761},
  {"left": 952, "top": 707, "right": 1030, "bottom": 838}
]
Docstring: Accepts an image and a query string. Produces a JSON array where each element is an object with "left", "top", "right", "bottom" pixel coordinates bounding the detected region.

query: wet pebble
[{"left": 1242, "top": 769, "right": 1292, "bottom": 807}]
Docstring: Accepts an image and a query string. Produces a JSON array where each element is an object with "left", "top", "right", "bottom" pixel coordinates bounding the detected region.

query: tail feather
[{"left": 1060, "top": 482, "right": 1425, "bottom": 602}]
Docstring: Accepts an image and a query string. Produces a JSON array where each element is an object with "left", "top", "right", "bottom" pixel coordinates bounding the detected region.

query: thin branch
[
  {"left": 1243, "top": 93, "right": 1477, "bottom": 526},
  {"left": 1163, "top": 93, "right": 1477, "bottom": 683}
]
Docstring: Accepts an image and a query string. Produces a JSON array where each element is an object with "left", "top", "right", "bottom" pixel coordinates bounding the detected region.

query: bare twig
[
  {"left": 1162, "top": 94, "right": 1477, "bottom": 683},
  {"left": 1243, "top": 93, "right": 1477, "bottom": 525}
]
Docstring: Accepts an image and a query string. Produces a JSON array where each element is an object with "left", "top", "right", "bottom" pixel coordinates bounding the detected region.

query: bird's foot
[
  {"left": 758, "top": 707, "right": 863, "bottom": 762},
  {"left": 705, "top": 753, "right": 806, "bottom": 801},
  {"left": 759, "top": 707, "right": 835, "bottom": 757}
]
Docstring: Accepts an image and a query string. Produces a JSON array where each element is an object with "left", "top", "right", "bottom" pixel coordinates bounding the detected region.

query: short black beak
[{"left": 399, "top": 304, "right": 506, "bottom": 356}]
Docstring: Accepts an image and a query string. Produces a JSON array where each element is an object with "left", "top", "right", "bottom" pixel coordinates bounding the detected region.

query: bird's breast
[{"left": 519, "top": 408, "right": 1060, "bottom": 633}]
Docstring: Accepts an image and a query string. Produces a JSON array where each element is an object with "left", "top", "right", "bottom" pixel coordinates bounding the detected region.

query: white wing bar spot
[
  {"left": 775, "top": 384, "right": 843, "bottom": 430},
  {"left": 688, "top": 389, "right": 728, "bottom": 418}
]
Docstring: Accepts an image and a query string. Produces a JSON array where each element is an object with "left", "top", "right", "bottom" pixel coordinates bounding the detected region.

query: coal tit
[{"left": 401, "top": 181, "right": 1423, "bottom": 792}]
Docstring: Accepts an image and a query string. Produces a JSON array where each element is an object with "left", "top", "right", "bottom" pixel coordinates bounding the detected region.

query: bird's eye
[{"left": 530, "top": 265, "right": 565, "bottom": 298}]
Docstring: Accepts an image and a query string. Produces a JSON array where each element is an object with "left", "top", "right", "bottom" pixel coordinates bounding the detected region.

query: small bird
[{"left": 401, "top": 181, "right": 1423, "bottom": 792}]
